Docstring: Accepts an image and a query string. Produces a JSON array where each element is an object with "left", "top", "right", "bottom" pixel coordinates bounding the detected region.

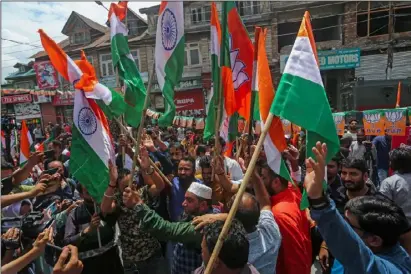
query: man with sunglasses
[{"left": 306, "top": 142, "right": 411, "bottom": 274}]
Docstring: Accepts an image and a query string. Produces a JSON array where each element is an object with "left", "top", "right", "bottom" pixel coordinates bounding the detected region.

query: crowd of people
[{"left": 1, "top": 119, "right": 411, "bottom": 274}]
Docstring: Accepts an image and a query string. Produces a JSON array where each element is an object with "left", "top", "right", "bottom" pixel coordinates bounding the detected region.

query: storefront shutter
[{"left": 356, "top": 51, "right": 411, "bottom": 81}]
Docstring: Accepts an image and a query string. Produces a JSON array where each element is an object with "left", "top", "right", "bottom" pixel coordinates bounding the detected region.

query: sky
[{"left": 1, "top": 1, "right": 159, "bottom": 84}]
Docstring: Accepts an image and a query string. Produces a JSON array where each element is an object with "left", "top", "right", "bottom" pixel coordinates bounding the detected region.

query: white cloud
[{"left": 1, "top": 1, "right": 158, "bottom": 84}]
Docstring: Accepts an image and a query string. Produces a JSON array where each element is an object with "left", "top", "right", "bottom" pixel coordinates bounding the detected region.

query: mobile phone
[
  {"left": 46, "top": 202, "right": 58, "bottom": 215},
  {"left": 1, "top": 175, "right": 14, "bottom": 195},
  {"left": 44, "top": 149, "right": 54, "bottom": 159},
  {"left": 43, "top": 167, "right": 59, "bottom": 176}
]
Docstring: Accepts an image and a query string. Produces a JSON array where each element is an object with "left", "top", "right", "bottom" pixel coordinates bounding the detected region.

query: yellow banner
[
  {"left": 363, "top": 110, "right": 384, "bottom": 136},
  {"left": 384, "top": 108, "right": 407, "bottom": 136},
  {"left": 333, "top": 113, "right": 346, "bottom": 136}
]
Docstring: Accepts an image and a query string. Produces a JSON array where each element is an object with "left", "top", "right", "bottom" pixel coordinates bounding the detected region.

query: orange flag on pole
[
  {"left": 19, "top": 120, "right": 34, "bottom": 166},
  {"left": 396, "top": 81, "right": 401, "bottom": 108}
]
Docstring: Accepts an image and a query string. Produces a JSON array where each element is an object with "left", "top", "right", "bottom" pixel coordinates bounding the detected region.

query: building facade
[{"left": 28, "top": 1, "right": 411, "bottom": 123}]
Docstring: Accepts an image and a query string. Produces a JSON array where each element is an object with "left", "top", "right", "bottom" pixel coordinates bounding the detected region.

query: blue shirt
[
  {"left": 372, "top": 136, "right": 391, "bottom": 170},
  {"left": 169, "top": 177, "right": 201, "bottom": 222},
  {"left": 311, "top": 201, "right": 411, "bottom": 274}
]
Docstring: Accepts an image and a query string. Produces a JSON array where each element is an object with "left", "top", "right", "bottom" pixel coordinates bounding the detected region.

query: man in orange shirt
[{"left": 259, "top": 162, "right": 312, "bottom": 274}]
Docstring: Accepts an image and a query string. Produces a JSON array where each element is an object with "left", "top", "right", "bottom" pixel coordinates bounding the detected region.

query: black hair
[
  {"left": 341, "top": 157, "right": 368, "bottom": 174},
  {"left": 52, "top": 140, "right": 63, "bottom": 149},
  {"left": 349, "top": 119, "right": 358, "bottom": 124},
  {"left": 330, "top": 155, "right": 341, "bottom": 165},
  {"left": 196, "top": 145, "right": 207, "bottom": 156},
  {"left": 204, "top": 219, "right": 249, "bottom": 270},
  {"left": 345, "top": 196, "right": 409, "bottom": 247},
  {"left": 389, "top": 147, "right": 411, "bottom": 174},
  {"left": 76, "top": 182, "right": 84, "bottom": 194},
  {"left": 229, "top": 193, "right": 260, "bottom": 233},
  {"left": 171, "top": 142, "right": 185, "bottom": 152},
  {"left": 117, "top": 168, "right": 131, "bottom": 184},
  {"left": 180, "top": 156, "right": 195, "bottom": 171},
  {"left": 199, "top": 155, "right": 212, "bottom": 169},
  {"left": 258, "top": 161, "right": 288, "bottom": 187}
]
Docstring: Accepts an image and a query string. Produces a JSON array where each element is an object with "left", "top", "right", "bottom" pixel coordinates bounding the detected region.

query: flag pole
[
  {"left": 204, "top": 112, "right": 275, "bottom": 274},
  {"left": 94, "top": 202, "right": 102, "bottom": 248},
  {"left": 113, "top": 116, "right": 172, "bottom": 186},
  {"left": 127, "top": 64, "right": 155, "bottom": 187}
]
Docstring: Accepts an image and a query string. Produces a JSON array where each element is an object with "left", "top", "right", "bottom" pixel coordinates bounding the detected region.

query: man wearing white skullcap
[{"left": 122, "top": 181, "right": 220, "bottom": 274}]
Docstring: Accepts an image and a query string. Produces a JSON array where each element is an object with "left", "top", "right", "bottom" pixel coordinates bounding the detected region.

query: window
[
  {"left": 312, "top": 16, "right": 340, "bottom": 42},
  {"left": 100, "top": 54, "right": 114, "bottom": 77},
  {"left": 70, "top": 31, "right": 90, "bottom": 45},
  {"left": 87, "top": 56, "right": 93, "bottom": 66},
  {"left": 357, "top": 1, "right": 389, "bottom": 37},
  {"left": 237, "top": 1, "right": 260, "bottom": 16},
  {"left": 394, "top": 6, "right": 411, "bottom": 33},
  {"left": 15, "top": 81, "right": 32, "bottom": 89},
  {"left": 191, "top": 6, "right": 211, "bottom": 24},
  {"left": 130, "top": 49, "right": 141, "bottom": 71},
  {"left": 18, "top": 66, "right": 25, "bottom": 73},
  {"left": 127, "top": 19, "right": 138, "bottom": 35},
  {"left": 184, "top": 43, "right": 201, "bottom": 66}
]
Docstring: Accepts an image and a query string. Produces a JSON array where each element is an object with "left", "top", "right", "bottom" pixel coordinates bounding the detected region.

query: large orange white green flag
[
  {"left": 38, "top": 29, "right": 115, "bottom": 202},
  {"left": 271, "top": 12, "right": 340, "bottom": 209},
  {"left": 203, "top": 2, "right": 221, "bottom": 141},
  {"left": 155, "top": 1, "right": 185, "bottom": 126},
  {"left": 19, "top": 120, "right": 34, "bottom": 166},
  {"left": 255, "top": 27, "right": 292, "bottom": 182}
]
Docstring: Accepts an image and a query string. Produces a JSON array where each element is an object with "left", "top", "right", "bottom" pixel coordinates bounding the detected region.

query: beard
[{"left": 342, "top": 179, "right": 365, "bottom": 191}]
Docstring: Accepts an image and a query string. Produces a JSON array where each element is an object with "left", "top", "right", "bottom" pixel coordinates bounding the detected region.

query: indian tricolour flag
[
  {"left": 271, "top": 12, "right": 340, "bottom": 208},
  {"left": 39, "top": 29, "right": 115, "bottom": 202},
  {"left": 255, "top": 27, "right": 292, "bottom": 182},
  {"left": 204, "top": 2, "right": 221, "bottom": 141},
  {"left": 109, "top": 2, "right": 146, "bottom": 127},
  {"left": 19, "top": 120, "right": 34, "bottom": 166},
  {"left": 155, "top": 1, "right": 185, "bottom": 127},
  {"left": 37, "top": 30, "right": 126, "bottom": 122}
]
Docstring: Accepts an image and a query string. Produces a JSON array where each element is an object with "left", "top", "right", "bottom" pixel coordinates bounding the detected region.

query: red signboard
[
  {"left": 53, "top": 93, "right": 74, "bottom": 106},
  {"left": 34, "top": 61, "right": 59, "bottom": 89},
  {"left": 1, "top": 94, "right": 32, "bottom": 104},
  {"left": 174, "top": 89, "right": 204, "bottom": 111}
]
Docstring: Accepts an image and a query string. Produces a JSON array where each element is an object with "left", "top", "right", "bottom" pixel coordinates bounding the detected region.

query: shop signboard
[
  {"left": 280, "top": 48, "right": 361, "bottom": 72},
  {"left": 53, "top": 93, "right": 75, "bottom": 106},
  {"left": 1, "top": 94, "right": 32, "bottom": 104},
  {"left": 174, "top": 90, "right": 205, "bottom": 111},
  {"left": 34, "top": 61, "right": 59, "bottom": 89},
  {"left": 153, "top": 78, "right": 202, "bottom": 92},
  {"left": 99, "top": 75, "right": 117, "bottom": 89},
  {"left": 14, "top": 103, "right": 41, "bottom": 120}
]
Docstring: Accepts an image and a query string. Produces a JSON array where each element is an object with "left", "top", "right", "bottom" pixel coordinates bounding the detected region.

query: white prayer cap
[{"left": 187, "top": 182, "right": 212, "bottom": 200}]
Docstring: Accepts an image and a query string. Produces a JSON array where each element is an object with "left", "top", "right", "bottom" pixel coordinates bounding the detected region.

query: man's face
[
  {"left": 357, "top": 131, "right": 365, "bottom": 143},
  {"left": 201, "top": 167, "right": 212, "bottom": 186},
  {"left": 48, "top": 161, "right": 64, "bottom": 177},
  {"left": 170, "top": 147, "right": 183, "bottom": 163},
  {"left": 260, "top": 167, "right": 275, "bottom": 196},
  {"left": 53, "top": 144, "right": 62, "bottom": 155},
  {"left": 327, "top": 160, "right": 339, "bottom": 181},
  {"left": 81, "top": 185, "right": 93, "bottom": 203},
  {"left": 178, "top": 160, "right": 194, "bottom": 181},
  {"left": 349, "top": 121, "right": 357, "bottom": 131},
  {"left": 341, "top": 167, "right": 366, "bottom": 191},
  {"left": 119, "top": 174, "right": 132, "bottom": 192},
  {"left": 182, "top": 192, "right": 201, "bottom": 216}
]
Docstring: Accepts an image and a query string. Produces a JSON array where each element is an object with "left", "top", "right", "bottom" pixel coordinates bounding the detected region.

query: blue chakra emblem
[
  {"left": 77, "top": 107, "right": 97, "bottom": 136},
  {"left": 161, "top": 8, "right": 178, "bottom": 51}
]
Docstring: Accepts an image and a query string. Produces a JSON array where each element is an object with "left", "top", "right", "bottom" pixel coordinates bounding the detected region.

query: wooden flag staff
[
  {"left": 114, "top": 116, "right": 172, "bottom": 187},
  {"left": 204, "top": 112, "right": 275, "bottom": 274}
]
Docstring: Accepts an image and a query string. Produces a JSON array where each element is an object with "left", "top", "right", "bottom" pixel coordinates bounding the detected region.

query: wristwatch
[
  {"left": 145, "top": 166, "right": 154, "bottom": 175},
  {"left": 308, "top": 194, "right": 330, "bottom": 210}
]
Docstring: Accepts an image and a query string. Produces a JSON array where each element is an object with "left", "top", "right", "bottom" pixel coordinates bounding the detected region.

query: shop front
[
  {"left": 280, "top": 48, "right": 361, "bottom": 111},
  {"left": 1, "top": 93, "right": 42, "bottom": 128},
  {"left": 150, "top": 70, "right": 205, "bottom": 116},
  {"left": 52, "top": 93, "right": 75, "bottom": 124}
]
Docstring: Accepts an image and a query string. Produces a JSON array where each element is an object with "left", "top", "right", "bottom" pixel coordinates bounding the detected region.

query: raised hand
[{"left": 304, "top": 142, "right": 327, "bottom": 199}]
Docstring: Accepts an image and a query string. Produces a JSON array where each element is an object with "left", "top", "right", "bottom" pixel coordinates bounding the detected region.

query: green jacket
[{"left": 135, "top": 204, "right": 202, "bottom": 246}]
